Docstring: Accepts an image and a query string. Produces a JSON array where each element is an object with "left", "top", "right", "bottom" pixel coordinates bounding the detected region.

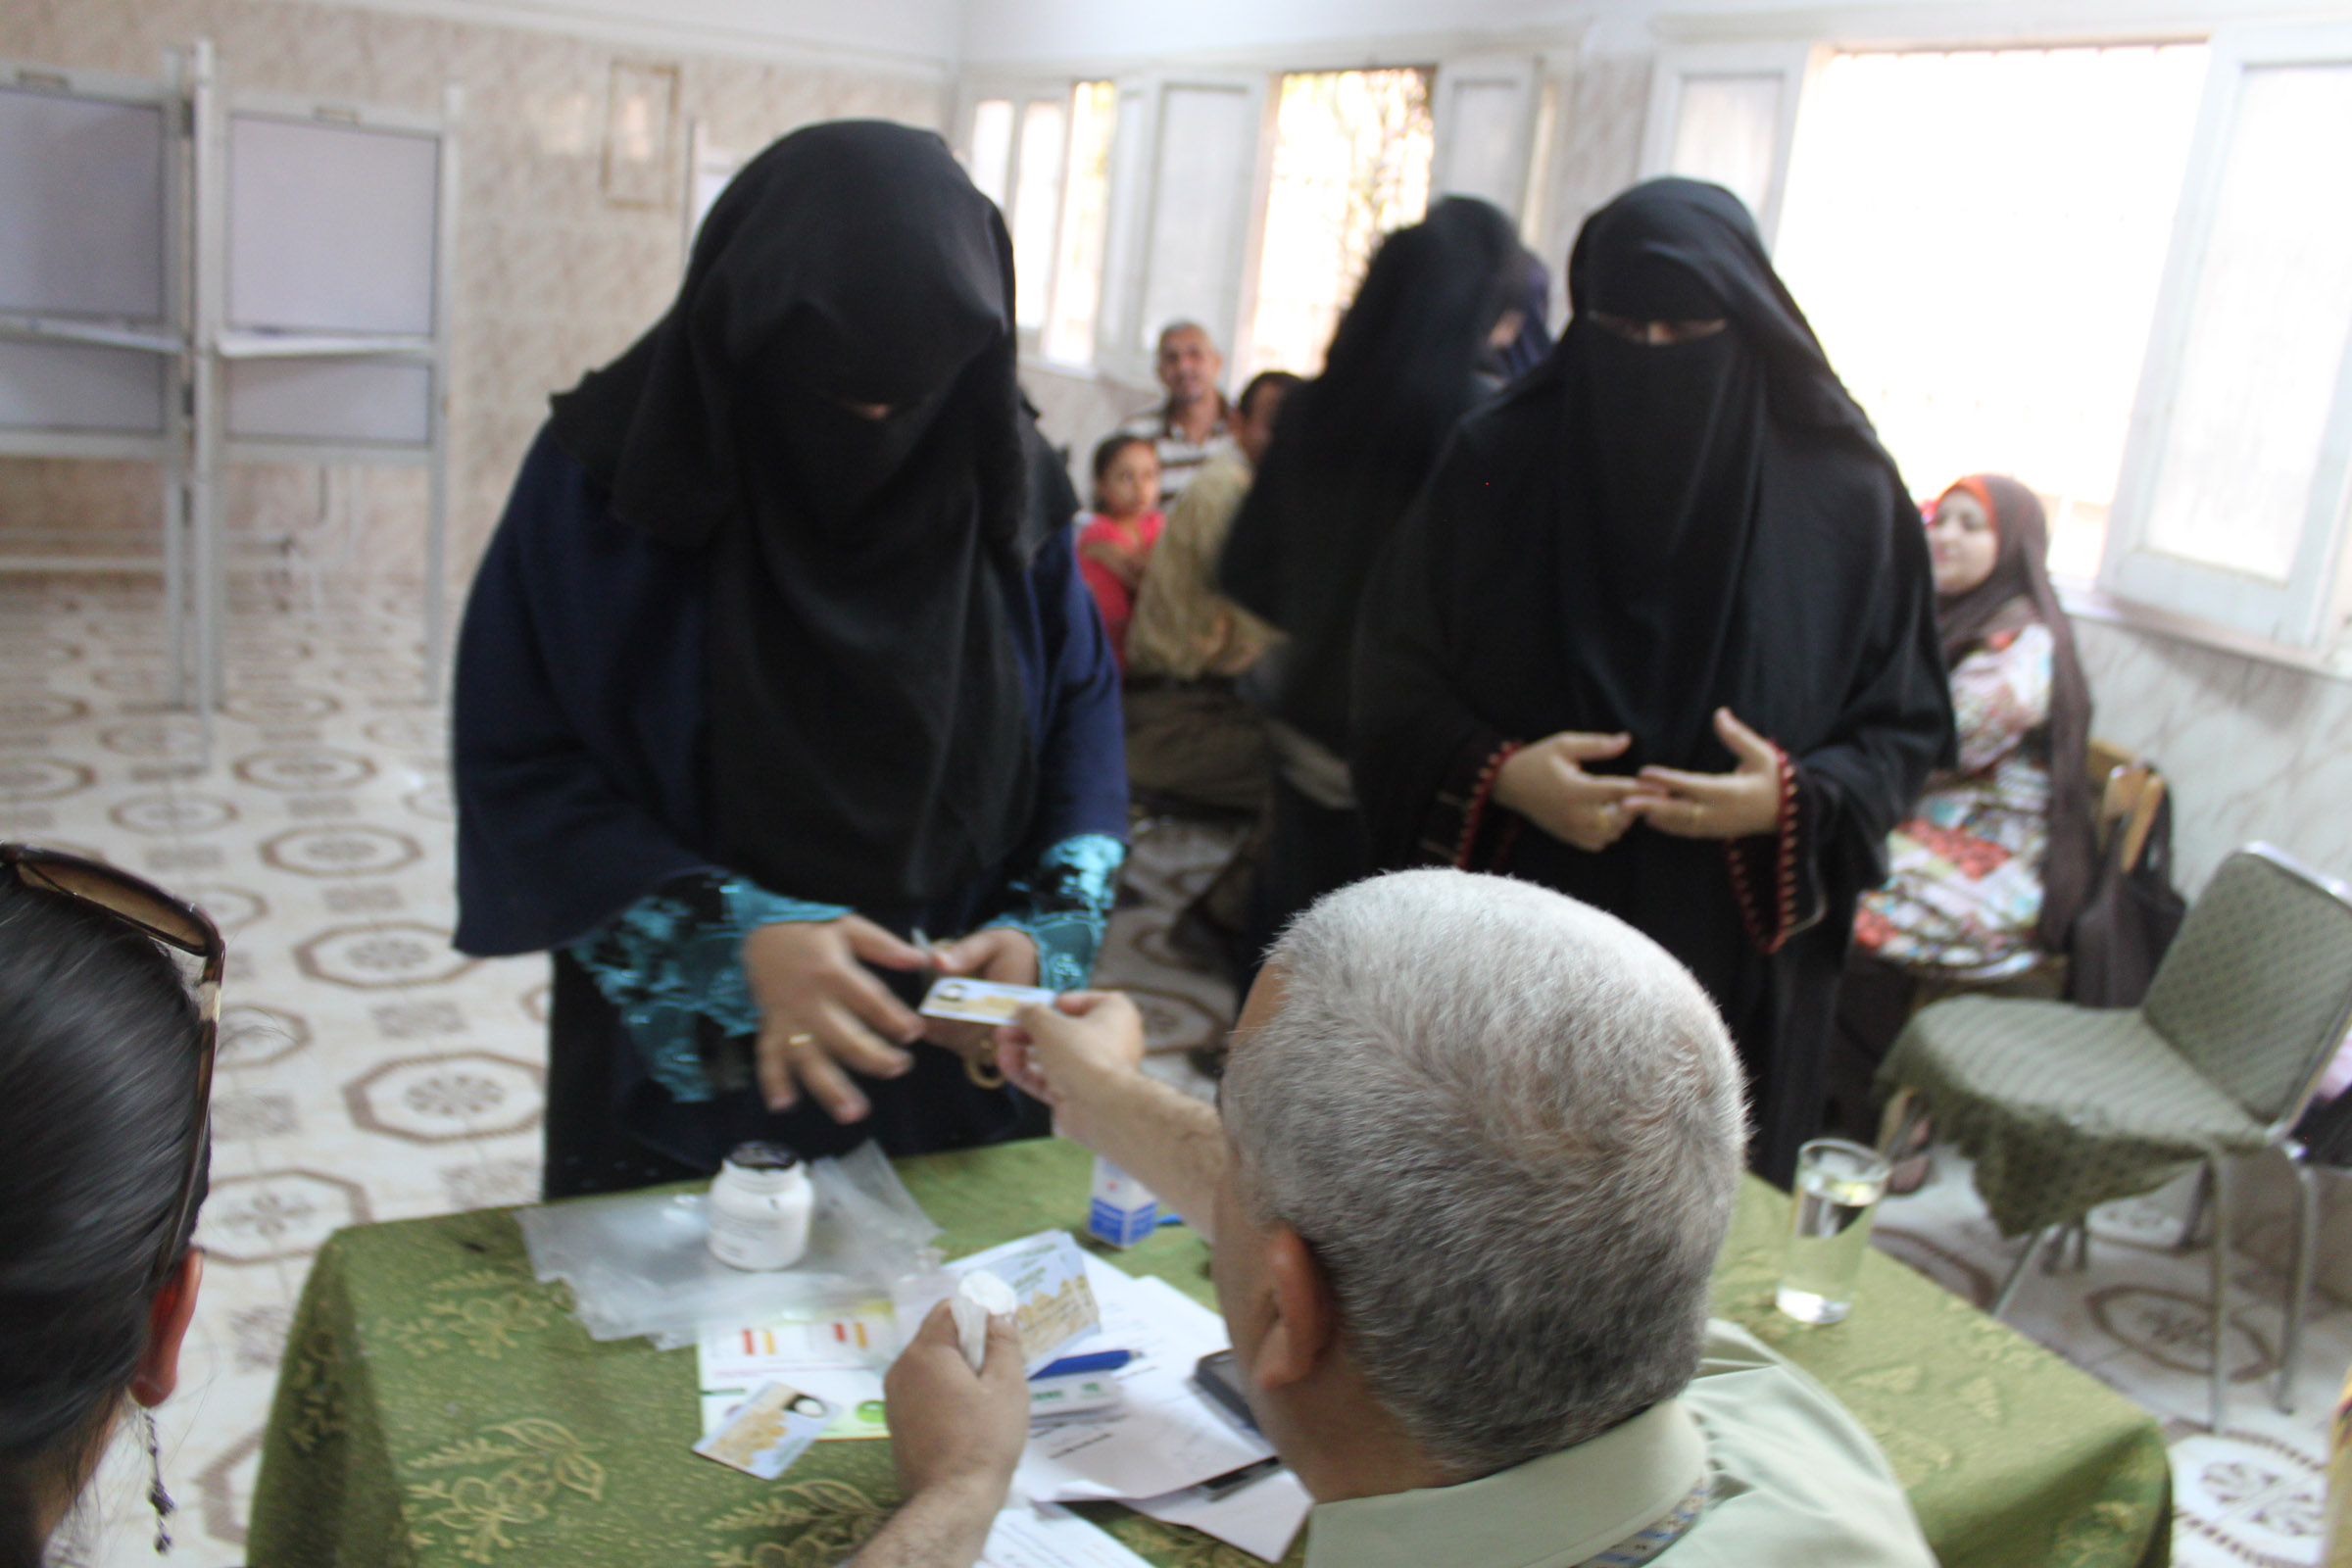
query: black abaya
[{"left": 1350, "top": 180, "right": 1952, "bottom": 1183}]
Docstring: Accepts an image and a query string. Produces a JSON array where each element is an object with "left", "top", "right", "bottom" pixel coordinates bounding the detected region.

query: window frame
[
  {"left": 2098, "top": 20, "right": 2352, "bottom": 651},
  {"left": 1639, "top": 41, "right": 1823, "bottom": 248},
  {"left": 1429, "top": 53, "right": 1545, "bottom": 221}
]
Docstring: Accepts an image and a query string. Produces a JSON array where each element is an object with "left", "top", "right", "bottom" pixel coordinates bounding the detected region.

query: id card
[
  {"left": 919, "top": 976, "right": 1055, "bottom": 1025},
  {"left": 693, "top": 1381, "right": 836, "bottom": 1480}
]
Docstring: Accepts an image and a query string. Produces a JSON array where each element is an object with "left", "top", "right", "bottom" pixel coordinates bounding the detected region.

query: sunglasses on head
[{"left": 3, "top": 844, "right": 223, "bottom": 1287}]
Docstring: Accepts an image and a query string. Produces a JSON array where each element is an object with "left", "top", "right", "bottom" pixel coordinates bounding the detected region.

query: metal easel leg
[
  {"left": 2209, "top": 1154, "right": 2231, "bottom": 1433},
  {"left": 1992, "top": 1226, "right": 2056, "bottom": 1318},
  {"left": 2279, "top": 1154, "right": 2320, "bottom": 1415}
]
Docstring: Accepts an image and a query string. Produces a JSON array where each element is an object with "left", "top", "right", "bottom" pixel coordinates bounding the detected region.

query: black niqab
[
  {"left": 1220, "top": 195, "right": 1522, "bottom": 751},
  {"left": 545, "top": 121, "right": 1043, "bottom": 907}
]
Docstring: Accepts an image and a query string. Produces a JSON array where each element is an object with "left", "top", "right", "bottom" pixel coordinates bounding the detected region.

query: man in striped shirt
[{"left": 1118, "top": 320, "right": 1241, "bottom": 504}]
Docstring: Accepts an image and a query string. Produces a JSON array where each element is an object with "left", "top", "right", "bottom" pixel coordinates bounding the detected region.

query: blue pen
[{"left": 1030, "top": 1348, "right": 1135, "bottom": 1380}]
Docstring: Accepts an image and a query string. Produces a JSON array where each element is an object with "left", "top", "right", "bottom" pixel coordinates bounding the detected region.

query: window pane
[
  {"left": 1669, "top": 74, "right": 1781, "bottom": 228},
  {"left": 1245, "top": 69, "right": 1435, "bottom": 377},
  {"left": 1010, "top": 99, "right": 1067, "bottom": 331},
  {"left": 2144, "top": 63, "right": 2352, "bottom": 582},
  {"left": 1042, "top": 81, "right": 1116, "bottom": 366},
  {"left": 1138, "top": 83, "right": 1260, "bottom": 355},
  {"left": 1773, "top": 46, "right": 2207, "bottom": 573},
  {"left": 968, "top": 99, "right": 1014, "bottom": 211},
  {"left": 1442, "top": 77, "right": 1526, "bottom": 211}
]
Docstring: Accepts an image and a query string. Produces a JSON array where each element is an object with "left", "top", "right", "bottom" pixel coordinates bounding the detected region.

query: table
[{"left": 249, "top": 1139, "right": 2170, "bottom": 1568}]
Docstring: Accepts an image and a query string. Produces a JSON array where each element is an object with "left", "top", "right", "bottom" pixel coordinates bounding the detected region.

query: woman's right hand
[
  {"left": 1493, "top": 732, "right": 1641, "bottom": 854},
  {"left": 743, "top": 916, "right": 930, "bottom": 1122}
]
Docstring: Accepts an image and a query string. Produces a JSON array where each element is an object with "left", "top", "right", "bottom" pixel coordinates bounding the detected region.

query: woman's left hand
[
  {"left": 1624, "top": 709, "right": 1786, "bottom": 841},
  {"left": 922, "top": 927, "right": 1041, "bottom": 1059}
]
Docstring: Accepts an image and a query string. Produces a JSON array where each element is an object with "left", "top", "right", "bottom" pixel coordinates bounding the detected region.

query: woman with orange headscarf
[{"left": 1825, "top": 474, "right": 2095, "bottom": 1141}]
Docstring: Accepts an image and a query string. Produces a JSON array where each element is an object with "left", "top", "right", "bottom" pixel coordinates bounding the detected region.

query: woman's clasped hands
[{"left": 1496, "top": 708, "right": 1785, "bottom": 853}]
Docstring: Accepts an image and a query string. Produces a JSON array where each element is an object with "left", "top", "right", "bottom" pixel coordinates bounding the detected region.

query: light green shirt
[{"left": 1304, "top": 1321, "right": 1936, "bottom": 1568}]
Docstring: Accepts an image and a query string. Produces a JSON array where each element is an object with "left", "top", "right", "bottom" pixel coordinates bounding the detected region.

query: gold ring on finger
[
  {"left": 966, "top": 1049, "right": 1006, "bottom": 1089},
  {"left": 786, "top": 1032, "right": 816, "bottom": 1049}
]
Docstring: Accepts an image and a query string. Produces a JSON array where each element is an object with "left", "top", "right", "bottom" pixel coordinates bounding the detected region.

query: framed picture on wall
[{"left": 603, "top": 59, "right": 678, "bottom": 209}]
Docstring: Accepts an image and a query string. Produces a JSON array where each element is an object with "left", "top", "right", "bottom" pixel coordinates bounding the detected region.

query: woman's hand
[
  {"left": 1493, "top": 732, "right": 1641, "bottom": 853},
  {"left": 1624, "top": 709, "right": 1785, "bottom": 841},
  {"left": 743, "top": 916, "right": 929, "bottom": 1121},
  {"left": 921, "top": 926, "right": 1041, "bottom": 1061}
]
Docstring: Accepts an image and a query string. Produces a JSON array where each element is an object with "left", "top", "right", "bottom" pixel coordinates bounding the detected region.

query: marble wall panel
[
  {"left": 0, "top": 0, "right": 948, "bottom": 581},
  {"left": 2074, "top": 619, "right": 2352, "bottom": 897}
]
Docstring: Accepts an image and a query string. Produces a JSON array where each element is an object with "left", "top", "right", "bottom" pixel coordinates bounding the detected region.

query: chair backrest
[
  {"left": 2086, "top": 737, "right": 2165, "bottom": 873},
  {"left": 2143, "top": 845, "right": 2352, "bottom": 1127}
]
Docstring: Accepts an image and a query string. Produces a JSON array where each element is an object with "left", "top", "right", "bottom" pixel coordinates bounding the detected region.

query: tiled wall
[
  {"left": 0, "top": 0, "right": 947, "bottom": 581},
  {"left": 2075, "top": 620, "right": 2352, "bottom": 897}
]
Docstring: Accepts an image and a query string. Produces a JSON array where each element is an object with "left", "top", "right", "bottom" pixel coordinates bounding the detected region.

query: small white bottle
[{"left": 706, "top": 1142, "right": 814, "bottom": 1271}]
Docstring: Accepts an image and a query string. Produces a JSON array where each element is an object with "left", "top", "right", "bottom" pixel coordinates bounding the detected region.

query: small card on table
[
  {"left": 693, "top": 1380, "right": 838, "bottom": 1480},
  {"left": 919, "top": 976, "right": 1056, "bottom": 1025}
]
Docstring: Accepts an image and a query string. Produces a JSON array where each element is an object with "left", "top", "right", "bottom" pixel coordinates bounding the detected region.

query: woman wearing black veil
[
  {"left": 453, "top": 122, "right": 1127, "bottom": 1198},
  {"left": 1218, "top": 195, "right": 1522, "bottom": 965},
  {"left": 1351, "top": 179, "right": 1952, "bottom": 1183}
]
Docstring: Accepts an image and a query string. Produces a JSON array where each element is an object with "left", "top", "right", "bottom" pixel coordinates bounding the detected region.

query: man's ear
[
  {"left": 1248, "top": 1225, "right": 1340, "bottom": 1393},
  {"left": 129, "top": 1250, "right": 203, "bottom": 1407}
]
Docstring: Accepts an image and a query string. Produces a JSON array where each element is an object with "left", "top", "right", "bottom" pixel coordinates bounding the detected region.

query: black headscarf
[
  {"left": 1491, "top": 246, "right": 1555, "bottom": 381},
  {"left": 1934, "top": 474, "right": 2095, "bottom": 950},
  {"left": 545, "top": 121, "right": 1046, "bottom": 908},
  {"left": 1491, "top": 175, "right": 1927, "bottom": 777},
  {"left": 1221, "top": 195, "right": 1522, "bottom": 751},
  {"left": 1351, "top": 178, "right": 1952, "bottom": 1180}
]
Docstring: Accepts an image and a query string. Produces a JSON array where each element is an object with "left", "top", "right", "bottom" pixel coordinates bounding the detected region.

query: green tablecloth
[{"left": 250, "top": 1139, "right": 2169, "bottom": 1568}]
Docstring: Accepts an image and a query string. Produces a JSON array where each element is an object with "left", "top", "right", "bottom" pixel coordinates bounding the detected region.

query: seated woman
[
  {"left": 1825, "top": 475, "right": 2095, "bottom": 1144},
  {"left": 0, "top": 847, "right": 220, "bottom": 1565}
]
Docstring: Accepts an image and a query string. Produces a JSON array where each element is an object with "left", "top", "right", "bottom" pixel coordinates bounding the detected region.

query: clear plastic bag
[{"left": 516, "top": 1142, "right": 942, "bottom": 1347}]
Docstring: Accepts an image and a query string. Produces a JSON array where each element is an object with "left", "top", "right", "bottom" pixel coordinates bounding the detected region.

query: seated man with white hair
[{"left": 853, "top": 869, "right": 1935, "bottom": 1568}]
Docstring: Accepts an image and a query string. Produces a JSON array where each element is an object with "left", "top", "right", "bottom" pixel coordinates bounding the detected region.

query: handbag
[{"left": 2066, "top": 792, "right": 2186, "bottom": 1007}]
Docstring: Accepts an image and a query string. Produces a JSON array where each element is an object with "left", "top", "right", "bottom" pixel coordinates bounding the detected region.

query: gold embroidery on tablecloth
[
  {"left": 281, "top": 1324, "right": 349, "bottom": 1455},
  {"left": 704, "top": 1479, "right": 893, "bottom": 1568},
  {"left": 386, "top": 1291, "right": 555, "bottom": 1358},
  {"left": 405, "top": 1418, "right": 606, "bottom": 1562}
]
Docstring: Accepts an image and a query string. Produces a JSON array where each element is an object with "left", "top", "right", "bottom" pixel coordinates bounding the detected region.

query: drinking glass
[{"left": 1776, "top": 1137, "right": 1892, "bottom": 1324}]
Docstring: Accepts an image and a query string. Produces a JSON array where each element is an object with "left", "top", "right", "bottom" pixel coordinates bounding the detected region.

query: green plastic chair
[{"left": 1878, "top": 843, "right": 2352, "bottom": 1432}]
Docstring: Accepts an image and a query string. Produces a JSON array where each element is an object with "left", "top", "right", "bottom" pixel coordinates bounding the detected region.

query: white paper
[
  {"left": 1129, "top": 1469, "right": 1312, "bottom": 1563},
  {"left": 979, "top": 1500, "right": 1157, "bottom": 1568},
  {"left": 896, "top": 1231, "right": 1102, "bottom": 1374},
  {"left": 696, "top": 1301, "right": 893, "bottom": 1441},
  {"left": 1012, "top": 1258, "right": 1273, "bottom": 1504}
]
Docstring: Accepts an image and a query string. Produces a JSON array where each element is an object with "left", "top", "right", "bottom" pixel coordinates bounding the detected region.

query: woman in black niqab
[
  {"left": 1350, "top": 178, "right": 1954, "bottom": 1184},
  {"left": 454, "top": 122, "right": 1127, "bottom": 1197},
  {"left": 1217, "top": 195, "right": 1522, "bottom": 961}
]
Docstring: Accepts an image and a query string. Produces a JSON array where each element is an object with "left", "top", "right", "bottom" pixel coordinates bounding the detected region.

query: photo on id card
[{"left": 693, "top": 1381, "right": 837, "bottom": 1480}]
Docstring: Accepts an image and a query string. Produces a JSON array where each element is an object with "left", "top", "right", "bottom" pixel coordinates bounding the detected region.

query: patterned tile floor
[{"left": 0, "top": 572, "right": 2339, "bottom": 1567}]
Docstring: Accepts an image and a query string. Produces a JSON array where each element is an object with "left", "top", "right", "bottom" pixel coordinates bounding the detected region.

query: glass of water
[{"left": 1776, "top": 1137, "right": 1893, "bottom": 1325}]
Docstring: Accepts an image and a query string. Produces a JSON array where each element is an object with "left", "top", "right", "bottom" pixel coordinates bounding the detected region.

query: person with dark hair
[
  {"left": 1349, "top": 178, "right": 1952, "bottom": 1184},
  {"left": 1825, "top": 475, "right": 2095, "bottom": 1145},
  {"left": 0, "top": 848, "right": 220, "bottom": 1568},
  {"left": 1124, "top": 368, "right": 1299, "bottom": 815},
  {"left": 1074, "top": 432, "right": 1164, "bottom": 669},
  {"left": 1484, "top": 246, "right": 1556, "bottom": 386},
  {"left": 1219, "top": 196, "right": 1524, "bottom": 964},
  {"left": 453, "top": 122, "right": 1128, "bottom": 1200}
]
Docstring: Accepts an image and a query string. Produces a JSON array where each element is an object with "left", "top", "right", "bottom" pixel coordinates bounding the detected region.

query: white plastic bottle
[{"left": 706, "top": 1142, "right": 814, "bottom": 1271}]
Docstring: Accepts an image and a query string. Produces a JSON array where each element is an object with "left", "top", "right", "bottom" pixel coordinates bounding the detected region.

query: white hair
[{"left": 1222, "top": 869, "right": 1745, "bottom": 1475}]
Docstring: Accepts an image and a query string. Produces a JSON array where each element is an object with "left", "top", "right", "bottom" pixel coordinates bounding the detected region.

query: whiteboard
[
  {"left": 224, "top": 358, "right": 431, "bottom": 445},
  {"left": 0, "top": 85, "right": 167, "bottom": 319},
  {"left": 0, "top": 337, "right": 166, "bottom": 432},
  {"left": 227, "top": 113, "right": 438, "bottom": 335}
]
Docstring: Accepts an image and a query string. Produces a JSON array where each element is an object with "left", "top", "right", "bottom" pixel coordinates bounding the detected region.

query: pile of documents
[{"left": 694, "top": 1230, "right": 1311, "bottom": 1566}]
